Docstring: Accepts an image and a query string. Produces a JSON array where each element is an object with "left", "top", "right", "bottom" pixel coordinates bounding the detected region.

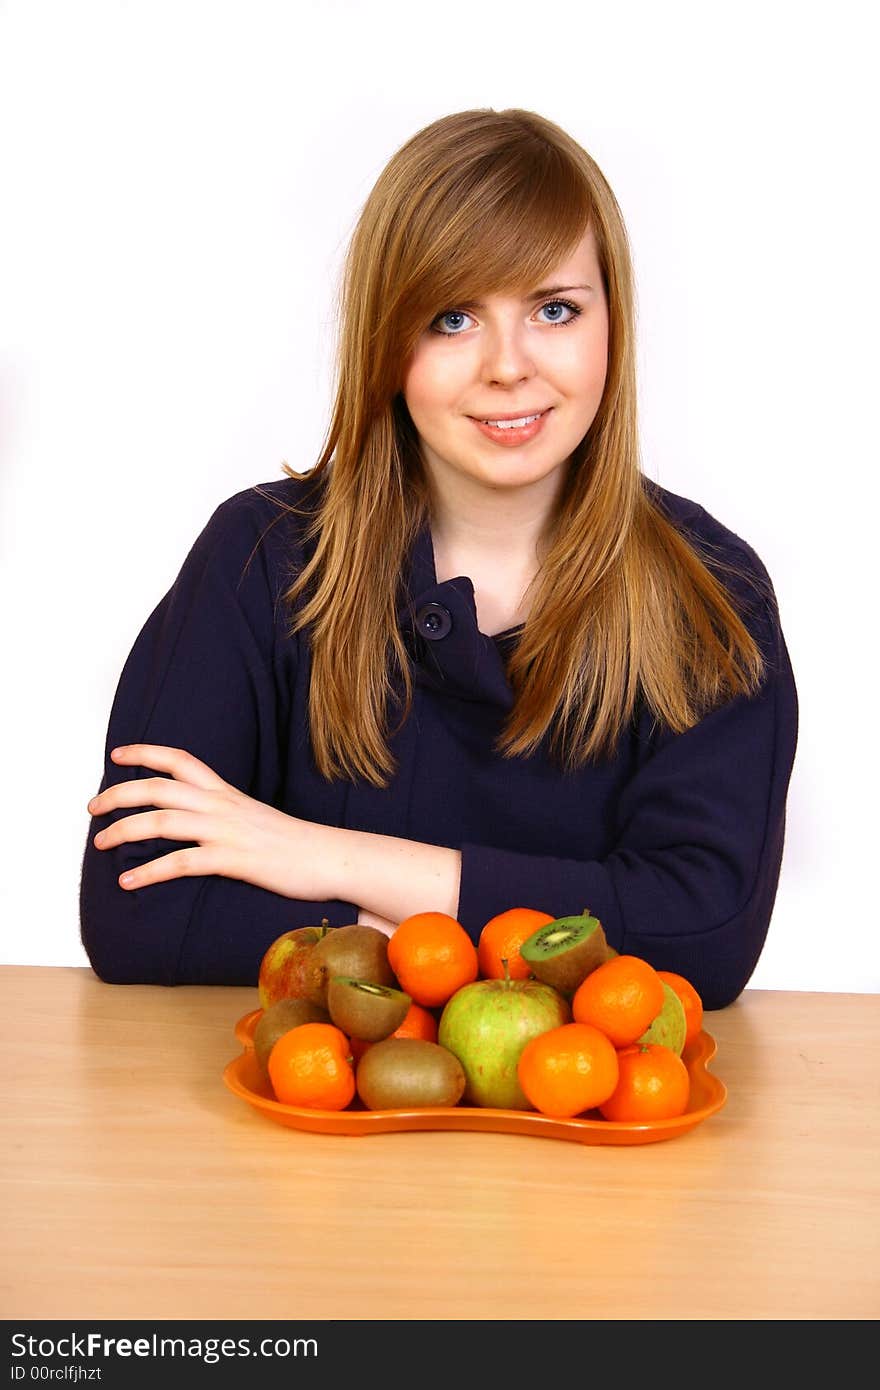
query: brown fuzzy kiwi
[
  {"left": 356, "top": 1039, "right": 466, "bottom": 1110},
  {"left": 519, "top": 909, "right": 608, "bottom": 996},
  {"left": 327, "top": 977, "right": 411, "bottom": 1042},
  {"left": 303, "top": 924, "right": 397, "bottom": 1007}
]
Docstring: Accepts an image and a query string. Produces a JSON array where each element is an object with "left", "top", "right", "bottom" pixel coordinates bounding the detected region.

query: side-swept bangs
[
  {"left": 394, "top": 149, "right": 597, "bottom": 357},
  {"left": 345, "top": 110, "right": 603, "bottom": 399}
]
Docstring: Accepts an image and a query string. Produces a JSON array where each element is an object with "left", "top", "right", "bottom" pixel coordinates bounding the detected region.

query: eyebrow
[{"left": 451, "top": 284, "right": 593, "bottom": 310}]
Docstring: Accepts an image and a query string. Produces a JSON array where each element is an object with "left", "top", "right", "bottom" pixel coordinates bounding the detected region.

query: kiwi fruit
[
  {"left": 304, "top": 924, "right": 398, "bottom": 1008},
  {"left": 519, "top": 908, "right": 609, "bottom": 996},
  {"left": 327, "top": 977, "right": 411, "bottom": 1042},
  {"left": 356, "top": 1038, "right": 466, "bottom": 1110},
  {"left": 253, "top": 997, "right": 330, "bottom": 1076}
]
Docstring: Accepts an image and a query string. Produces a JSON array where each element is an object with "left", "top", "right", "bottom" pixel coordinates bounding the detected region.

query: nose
[{"left": 480, "top": 317, "right": 537, "bottom": 388}]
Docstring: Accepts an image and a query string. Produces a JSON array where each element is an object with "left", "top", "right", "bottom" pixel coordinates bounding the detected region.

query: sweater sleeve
[
  {"left": 456, "top": 572, "right": 799, "bottom": 1011},
  {"left": 79, "top": 491, "right": 357, "bottom": 986}
]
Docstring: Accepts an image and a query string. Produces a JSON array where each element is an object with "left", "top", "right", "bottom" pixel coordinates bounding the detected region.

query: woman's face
[{"left": 402, "top": 226, "right": 609, "bottom": 501}]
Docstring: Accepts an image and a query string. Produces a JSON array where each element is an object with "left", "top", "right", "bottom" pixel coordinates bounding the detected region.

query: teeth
[{"left": 482, "top": 413, "right": 541, "bottom": 429}]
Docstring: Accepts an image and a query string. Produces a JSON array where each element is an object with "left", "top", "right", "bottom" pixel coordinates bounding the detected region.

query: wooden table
[{"left": 1, "top": 966, "right": 877, "bottom": 1321}]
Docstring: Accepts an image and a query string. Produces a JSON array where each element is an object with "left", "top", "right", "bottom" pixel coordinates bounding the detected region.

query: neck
[{"left": 426, "top": 464, "right": 568, "bottom": 572}]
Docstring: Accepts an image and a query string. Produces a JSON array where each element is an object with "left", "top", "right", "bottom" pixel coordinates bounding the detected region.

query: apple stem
[
  {"left": 501, "top": 957, "right": 512, "bottom": 988},
  {"left": 318, "top": 917, "right": 330, "bottom": 940}
]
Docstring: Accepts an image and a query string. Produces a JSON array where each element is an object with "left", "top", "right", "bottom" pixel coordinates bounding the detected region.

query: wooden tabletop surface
[{"left": 1, "top": 965, "right": 877, "bottom": 1321}]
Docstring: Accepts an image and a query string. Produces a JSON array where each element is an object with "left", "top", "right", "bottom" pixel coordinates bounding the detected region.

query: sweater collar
[{"left": 397, "top": 522, "right": 518, "bottom": 711}]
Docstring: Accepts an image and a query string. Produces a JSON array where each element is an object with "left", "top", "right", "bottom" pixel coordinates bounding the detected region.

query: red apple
[
  {"left": 437, "top": 961, "right": 571, "bottom": 1110},
  {"left": 257, "top": 919, "right": 333, "bottom": 1010}
]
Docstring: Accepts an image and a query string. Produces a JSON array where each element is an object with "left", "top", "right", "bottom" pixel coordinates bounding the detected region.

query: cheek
[
  {"left": 401, "top": 362, "right": 429, "bottom": 420},
  {"left": 402, "top": 346, "right": 466, "bottom": 420},
  {"left": 559, "top": 331, "right": 609, "bottom": 403}
]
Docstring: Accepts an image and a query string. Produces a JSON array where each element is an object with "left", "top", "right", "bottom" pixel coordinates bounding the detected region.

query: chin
[{"left": 480, "top": 459, "right": 567, "bottom": 491}]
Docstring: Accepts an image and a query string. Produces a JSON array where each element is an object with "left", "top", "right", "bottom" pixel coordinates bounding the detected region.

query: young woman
[{"left": 80, "top": 108, "right": 798, "bottom": 1010}]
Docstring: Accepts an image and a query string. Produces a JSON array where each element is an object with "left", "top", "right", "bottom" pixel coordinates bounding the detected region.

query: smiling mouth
[{"left": 471, "top": 408, "right": 551, "bottom": 429}]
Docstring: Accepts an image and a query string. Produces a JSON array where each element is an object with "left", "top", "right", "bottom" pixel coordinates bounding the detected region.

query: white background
[{"left": 1, "top": 0, "right": 876, "bottom": 990}]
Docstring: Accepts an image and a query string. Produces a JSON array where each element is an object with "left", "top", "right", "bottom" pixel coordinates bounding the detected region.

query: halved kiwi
[
  {"left": 327, "top": 977, "right": 411, "bottom": 1042},
  {"left": 520, "top": 908, "right": 608, "bottom": 996}
]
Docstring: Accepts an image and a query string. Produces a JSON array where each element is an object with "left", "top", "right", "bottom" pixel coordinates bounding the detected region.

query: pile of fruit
[{"left": 251, "top": 907, "right": 704, "bottom": 1124}]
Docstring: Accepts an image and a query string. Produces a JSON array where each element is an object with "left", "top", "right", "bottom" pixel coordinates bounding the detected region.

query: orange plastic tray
[{"left": 223, "top": 1008, "right": 727, "bottom": 1146}]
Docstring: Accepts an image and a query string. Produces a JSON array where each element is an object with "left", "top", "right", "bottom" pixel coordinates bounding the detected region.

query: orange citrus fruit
[
  {"left": 266, "top": 1022, "right": 355, "bottom": 1110},
  {"left": 391, "top": 1000, "right": 439, "bottom": 1042},
  {"left": 598, "top": 1042, "right": 690, "bottom": 1122},
  {"left": 387, "top": 912, "right": 479, "bottom": 1008},
  {"left": 657, "top": 970, "right": 704, "bottom": 1045},
  {"left": 478, "top": 907, "right": 556, "bottom": 980},
  {"left": 572, "top": 954, "right": 665, "bottom": 1048},
  {"left": 349, "top": 1001, "right": 439, "bottom": 1063},
  {"left": 517, "top": 1023, "right": 620, "bottom": 1118}
]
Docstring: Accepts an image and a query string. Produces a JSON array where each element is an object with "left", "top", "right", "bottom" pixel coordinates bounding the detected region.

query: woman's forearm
[{"left": 321, "top": 823, "right": 462, "bottom": 925}]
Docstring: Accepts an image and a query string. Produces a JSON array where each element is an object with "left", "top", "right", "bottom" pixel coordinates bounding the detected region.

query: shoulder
[
  {"left": 645, "top": 477, "right": 761, "bottom": 561},
  {"left": 210, "top": 472, "right": 326, "bottom": 541},
  {"left": 642, "top": 477, "right": 782, "bottom": 664},
  {"left": 202, "top": 471, "right": 326, "bottom": 576},
  {"left": 644, "top": 477, "right": 775, "bottom": 592}
]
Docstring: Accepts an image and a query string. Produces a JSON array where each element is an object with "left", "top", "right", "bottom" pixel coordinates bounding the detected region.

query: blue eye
[
  {"left": 429, "top": 298, "right": 582, "bottom": 336},
  {"left": 431, "top": 310, "right": 474, "bottom": 335},
  {"left": 537, "top": 299, "right": 581, "bottom": 325}
]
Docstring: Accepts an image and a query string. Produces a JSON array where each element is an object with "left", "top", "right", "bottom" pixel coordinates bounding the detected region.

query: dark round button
[{"left": 416, "top": 602, "right": 453, "bottom": 641}]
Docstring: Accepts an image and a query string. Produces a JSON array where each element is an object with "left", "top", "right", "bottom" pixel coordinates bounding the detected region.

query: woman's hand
[{"left": 87, "top": 744, "right": 335, "bottom": 901}]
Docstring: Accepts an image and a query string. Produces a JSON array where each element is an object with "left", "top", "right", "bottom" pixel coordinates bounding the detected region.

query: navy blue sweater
[{"left": 79, "top": 474, "right": 798, "bottom": 1009}]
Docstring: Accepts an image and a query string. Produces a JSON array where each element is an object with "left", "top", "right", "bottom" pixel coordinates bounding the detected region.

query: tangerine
[
  {"left": 657, "top": 970, "right": 704, "bottom": 1045},
  {"left": 478, "top": 907, "right": 556, "bottom": 980},
  {"left": 392, "top": 1000, "right": 439, "bottom": 1043},
  {"left": 387, "top": 912, "right": 479, "bottom": 1008},
  {"left": 572, "top": 953, "right": 665, "bottom": 1048},
  {"left": 598, "top": 1042, "right": 690, "bottom": 1122},
  {"left": 266, "top": 1022, "right": 355, "bottom": 1110},
  {"left": 517, "top": 1023, "right": 620, "bottom": 1118}
]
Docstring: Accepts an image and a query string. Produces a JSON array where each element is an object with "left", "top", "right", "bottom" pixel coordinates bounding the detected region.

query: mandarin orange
[
  {"left": 572, "top": 953, "right": 665, "bottom": 1048},
  {"left": 387, "top": 912, "right": 479, "bottom": 1008},
  {"left": 517, "top": 1022, "right": 619, "bottom": 1118},
  {"left": 598, "top": 1042, "right": 690, "bottom": 1122},
  {"left": 266, "top": 1022, "right": 355, "bottom": 1110},
  {"left": 478, "top": 907, "right": 556, "bottom": 980}
]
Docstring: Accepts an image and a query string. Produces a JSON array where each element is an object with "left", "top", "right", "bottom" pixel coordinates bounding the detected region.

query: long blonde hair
[{"left": 256, "top": 107, "right": 767, "bottom": 786}]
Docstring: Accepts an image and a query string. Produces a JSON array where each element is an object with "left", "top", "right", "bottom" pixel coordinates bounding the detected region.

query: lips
[
  {"left": 470, "top": 408, "right": 552, "bottom": 448},
  {"left": 470, "top": 408, "right": 551, "bottom": 424}
]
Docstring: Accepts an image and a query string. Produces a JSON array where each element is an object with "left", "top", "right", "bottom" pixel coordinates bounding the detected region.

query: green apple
[
  {"left": 438, "top": 961, "right": 571, "bottom": 1109},
  {"left": 637, "top": 981, "right": 687, "bottom": 1055}
]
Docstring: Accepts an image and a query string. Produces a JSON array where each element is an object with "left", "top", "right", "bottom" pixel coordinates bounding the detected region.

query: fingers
[
  {"left": 86, "top": 745, "right": 246, "bottom": 892},
  {"left": 116, "top": 846, "right": 216, "bottom": 890},
  {"left": 88, "top": 775, "right": 206, "bottom": 818},
  {"left": 88, "top": 743, "right": 235, "bottom": 818},
  {"left": 108, "top": 745, "right": 230, "bottom": 791},
  {"left": 93, "top": 808, "right": 205, "bottom": 850}
]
